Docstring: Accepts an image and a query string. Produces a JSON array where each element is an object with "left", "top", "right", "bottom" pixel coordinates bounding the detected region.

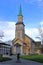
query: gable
[{"left": 12, "top": 38, "right": 23, "bottom": 46}]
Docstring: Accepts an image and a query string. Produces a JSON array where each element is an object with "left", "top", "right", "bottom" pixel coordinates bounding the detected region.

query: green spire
[{"left": 18, "top": 5, "right": 22, "bottom": 16}]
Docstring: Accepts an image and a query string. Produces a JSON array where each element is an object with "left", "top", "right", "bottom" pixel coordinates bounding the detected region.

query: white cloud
[
  {"left": 40, "top": 21, "right": 43, "bottom": 26},
  {"left": 38, "top": 21, "right": 43, "bottom": 35},
  {"left": 39, "top": 21, "right": 43, "bottom": 32},
  {"left": 0, "top": 21, "right": 40, "bottom": 41},
  {"left": 25, "top": 28, "right": 39, "bottom": 37},
  {"left": 25, "top": 0, "right": 43, "bottom": 6},
  {"left": 0, "top": 21, "right": 15, "bottom": 41},
  {"left": 7, "top": 22, "right": 15, "bottom": 29},
  {"left": 25, "top": 28, "right": 40, "bottom": 41},
  {"left": 25, "top": 0, "right": 42, "bottom": 2}
]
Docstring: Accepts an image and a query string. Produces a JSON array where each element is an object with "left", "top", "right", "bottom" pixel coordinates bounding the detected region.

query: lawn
[
  {"left": 20, "top": 54, "right": 43, "bottom": 63},
  {"left": 0, "top": 57, "right": 12, "bottom": 62}
]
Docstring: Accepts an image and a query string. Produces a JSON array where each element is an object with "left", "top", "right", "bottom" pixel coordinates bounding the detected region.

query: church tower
[{"left": 15, "top": 5, "right": 25, "bottom": 41}]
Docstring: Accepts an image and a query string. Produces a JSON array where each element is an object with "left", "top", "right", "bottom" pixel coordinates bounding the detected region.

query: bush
[{"left": 0, "top": 57, "right": 12, "bottom": 62}]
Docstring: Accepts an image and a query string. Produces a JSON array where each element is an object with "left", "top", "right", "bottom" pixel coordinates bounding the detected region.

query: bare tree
[
  {"left": 39, "top": 27, "right": 43, "bottom": 45},
  {"left": 0, "top": 30, "right": 4, "bottom": 39}
]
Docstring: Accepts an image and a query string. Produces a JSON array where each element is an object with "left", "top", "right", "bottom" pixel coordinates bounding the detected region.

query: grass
[
  {"left": 20, "top": 54, "right": 43, "bottom": 63},
  {"left": 0, "top": 57, "right": 12, "bottom": 62}
]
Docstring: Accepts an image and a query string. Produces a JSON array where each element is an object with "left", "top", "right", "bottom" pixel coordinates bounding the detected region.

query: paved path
[{"left": 0, "top": 55, "right": 43, "bottom": 65}]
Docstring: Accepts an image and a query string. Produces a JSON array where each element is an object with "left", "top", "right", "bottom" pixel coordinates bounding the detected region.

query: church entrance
[{"left": 16, "top": 43, "right": 20, "bottom": 54}]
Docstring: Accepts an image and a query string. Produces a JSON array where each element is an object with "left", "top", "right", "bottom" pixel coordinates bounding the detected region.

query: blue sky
[{"left": 0, "top": 0, "right": 43, "bottom": 42}]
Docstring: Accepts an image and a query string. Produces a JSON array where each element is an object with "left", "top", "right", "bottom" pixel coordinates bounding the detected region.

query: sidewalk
[{"left": 0, "top": 55, "right": 43, "bottom": 65}]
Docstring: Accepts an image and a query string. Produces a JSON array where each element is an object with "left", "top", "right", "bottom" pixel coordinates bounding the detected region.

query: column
[{"left": 21, "top": 45, "right": 24, "bottom": 55}]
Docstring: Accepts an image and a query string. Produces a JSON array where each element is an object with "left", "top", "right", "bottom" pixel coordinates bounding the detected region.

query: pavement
[{"left": 0, "top": 55, "right": 43, "bottom": 65}]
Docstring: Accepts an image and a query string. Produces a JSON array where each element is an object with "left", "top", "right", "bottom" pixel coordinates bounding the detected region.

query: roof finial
[{"left": 18, "top": 4, "right": 22, "bottom": 16}]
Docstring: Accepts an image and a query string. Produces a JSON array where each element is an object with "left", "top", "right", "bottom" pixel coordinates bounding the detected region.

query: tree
[
  {"left": 39, "top": 27, "right": 43, "bottom": 45},
  {"left": 0, "top": 30, "right": 4, "bottom": 39},
  {"left": 35, "top": 26, "right": 43, "bottom": 45}
]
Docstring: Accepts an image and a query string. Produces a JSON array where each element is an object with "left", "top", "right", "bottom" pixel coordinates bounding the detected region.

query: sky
[{"left": 0, "top": 0, "right": 43, "bottom": 42}]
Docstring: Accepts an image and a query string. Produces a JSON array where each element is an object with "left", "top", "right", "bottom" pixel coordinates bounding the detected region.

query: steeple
[
  {"left": 15, "top": 5, "right": 25, "bottom": 40},
  {"left": 17, "top": 5, "right": 23, "bottom": 23},
  {"left": 18, "top": 5, "right": 22, "bottom": 16}
]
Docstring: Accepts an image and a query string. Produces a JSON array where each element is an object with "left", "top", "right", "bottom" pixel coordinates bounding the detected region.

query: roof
[
  {"left": 12, "top": 38, "right": 23, "bottom": 43},
  {"left": 14, "top": 43, "right": 21, "bottom": 46},
  {"left": 15, "top": 22, "right": 25, "bottom": 26},
  {"left": 0, "top": 42, "right": 11, "bottom": 46},
  {"left": 18, "top": 5, "right": 22, "bottom": 16},
  {"left": 25, "top": 34, "right": 35, "bottom": 43}
]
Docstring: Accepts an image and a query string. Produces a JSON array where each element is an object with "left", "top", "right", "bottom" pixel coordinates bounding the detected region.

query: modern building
[
  {"left": 12, "top": 5, "right": 42, "bottom": 55},
  {"left": 0, "top": 41, "right": 11, "bottom": 56}
]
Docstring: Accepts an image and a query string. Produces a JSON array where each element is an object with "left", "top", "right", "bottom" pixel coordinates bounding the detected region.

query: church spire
[
  {"left": 18, "top": 5, "right": 22, "bottom": 16},
  {"left": 17, "top": 4, "right": 24, "bottom": 23}
]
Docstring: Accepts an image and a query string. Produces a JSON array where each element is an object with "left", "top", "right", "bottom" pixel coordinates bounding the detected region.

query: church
[{"left": 12, "top": 5, "right": 41, "bottom": 55}]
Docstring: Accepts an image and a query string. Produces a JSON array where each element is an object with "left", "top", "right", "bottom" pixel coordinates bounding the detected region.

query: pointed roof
[{"left": 18, "top": 5, "right": 22, "bottom": 16}]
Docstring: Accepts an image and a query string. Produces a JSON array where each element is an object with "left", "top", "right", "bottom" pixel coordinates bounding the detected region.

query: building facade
[
  {"left": 12, "top": 5, "right": 41, "bottom": 55},
  {"left": 0, "top": 42, "right": 11, "bottom": 56}
]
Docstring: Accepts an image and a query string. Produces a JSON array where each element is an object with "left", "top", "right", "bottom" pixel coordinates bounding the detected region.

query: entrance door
[{"left": 16, "top": 44, "right": 20, "bottom": 54}]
